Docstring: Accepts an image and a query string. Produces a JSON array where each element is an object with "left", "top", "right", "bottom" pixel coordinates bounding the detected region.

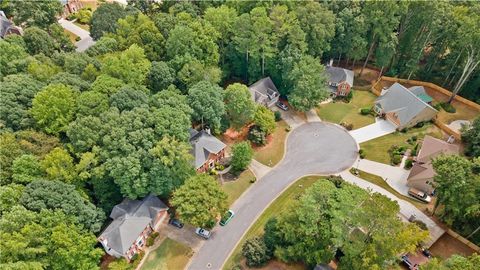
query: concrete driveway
[
  {"left": 58, "top": 18, "right": 95, "bottom": 52},
  {"left": 349, "top": 119, "right": 396, "bottom": 143},
  {"left": 187, "top": 122, "right": 358, "bottom": 270},
  {"left": 271, "top": 106, "right": 306, "bottom": 129},
  {"left": 355, "top": 158, "right": 410, "bottom": 196}
]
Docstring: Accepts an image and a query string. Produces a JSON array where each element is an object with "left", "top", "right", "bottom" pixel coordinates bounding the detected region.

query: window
[
  {"left": 209, "top": 161, "right": 215, "bottom": 168},
  {"left": 137, "top": 238, "right": 144, "bottom": 247}
]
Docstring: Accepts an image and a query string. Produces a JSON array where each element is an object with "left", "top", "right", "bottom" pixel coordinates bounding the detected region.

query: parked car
[
  {"left": 220, "top": 210, "right": 235, "bottom": 226},
  {"left": 408, "top": 188, "right": 432, "bottom": 203},
  {"left": 276, "top": 101, "right": 289, "bottom": 111},
  {"left": 195, "top": 227, "right": 211, "bottom": 239},
  {"left": 421, "top": 248, "right": 432, "bottom": 258},
  {"left": 401, "top": 255, "right": 418, "bottom": 270},
  {"left": 169, "top": 218, "right": 184, "bottom": 229}
]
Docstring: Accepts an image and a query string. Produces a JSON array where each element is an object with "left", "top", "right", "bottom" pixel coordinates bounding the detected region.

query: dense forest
[{"left": 0, "top": 0, "right": 479, "bottom": 269}]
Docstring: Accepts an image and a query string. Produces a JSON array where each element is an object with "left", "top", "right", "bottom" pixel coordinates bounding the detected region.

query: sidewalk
[{"left": 306, "top": 109, "right": 321, "bottom": 122}]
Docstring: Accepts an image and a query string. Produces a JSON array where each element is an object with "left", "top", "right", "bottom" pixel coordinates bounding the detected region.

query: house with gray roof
[
  {"left": 98, "top": 194, "right": 168, "bottom": 260},
  {"left": 325, "top": 66, "right": 354, "bottom": 97},
  {"left": 248, "top": 77, "right": 280, "bottom": 108},
  {"left": 189, "top": 128, "right": 226, "bottom": 173},
  {"left": 374, "top": 83, "right": 438, "bottom": 130},
  {"left": 0, "top": 11, "right": 22, "bottom": 39}
]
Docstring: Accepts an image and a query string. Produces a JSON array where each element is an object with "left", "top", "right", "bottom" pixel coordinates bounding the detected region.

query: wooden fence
[{"left": 446, "top": 229, "right": 480, "bottom": 253}]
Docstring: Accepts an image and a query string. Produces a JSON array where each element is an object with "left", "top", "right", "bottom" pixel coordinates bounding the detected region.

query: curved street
[{"left": 187, "top": 122, "right": 358, "bottom": 270}]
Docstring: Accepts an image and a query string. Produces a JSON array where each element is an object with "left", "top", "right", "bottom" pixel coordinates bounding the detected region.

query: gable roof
[
  {"left": 325, "top": 66, "right": 354, "bottom": 87},
  {"left": 375, "top": 83, "right": 437, "bottom": 127},
  {"left": 408, "top": 136, "right": 459, "bottom": 182},
  {"left": 248, "top": 77, "right": 279, "bottom": 104},
  {"left": 100, "top": 195, "right": 168, "bottom": 255},
  {"left": 0, "top": 11, "right": 21, "bottom": 38},
  {"left": 409, "top": 86, "right": 433, "bottom": 103},
  {"left": 189, "top": 129, "right": 226, "bottom": 169}
]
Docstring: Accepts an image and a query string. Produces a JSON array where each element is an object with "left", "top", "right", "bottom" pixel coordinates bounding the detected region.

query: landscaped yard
[
  {"left": 360, "top": 123, "right": 444, "bottom": 164},
  {"left": 73, "top": 21, "right": 90, "bottom": 31},
  {"left": 254, "top": 120, "right": 289, "bottom": 167},
  {"left": 222, "top": 169, "right": 255, "bottom": 206},
  {"left": 64, "top": 29, "right": 78, "bottom": 43},
  {"left": 141, "top": 238, "right": 192, "bottom": 270},
  {"left": 316, "top": 90, "right": 377, "bottom": 129},
  {"left": 224, "top": 176, "right": 321, "bottom": 270}
]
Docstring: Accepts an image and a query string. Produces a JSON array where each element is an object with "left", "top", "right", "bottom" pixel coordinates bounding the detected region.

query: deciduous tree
[
  {"left": 188, "top": 81, "right": 225, "bottom": 132},
  {"left": 90, "top": 2, "right": 128, "bottom": 40},
  {"left": 8, "top": 0, "right": 62, "bottom": 28},
  {"left": 231, "top": 141, "right": 253, "bottom": 173},
  {"left": 101, "top": 44, "right": 151, "bottom": 85},
  {"left": 224, "top": 83, "right": 256, "bottom": 129},
  {"left": 254, "top": 105, "right": 276, "bottom": 135}
]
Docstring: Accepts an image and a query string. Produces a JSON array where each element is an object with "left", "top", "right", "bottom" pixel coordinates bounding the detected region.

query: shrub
[
  {"left": 346, "top": 90, "right": 353, "bottom": 102},
  {"left": 404, "top": 159, "right": 413, "bottom": 169},
  {"left": 75, "top": 36, "right": 81, "bottom": 42},
  {"left": 412, "top": 220, "right": 428, "bottom": 231},
  {"left": 146, "top": 232, "right": 159, "bottom": 247},
  {"left": 274, "top": 111, "right": 282, "bottom": 122},
  {"left": 340, "top": 122, "right": 354, "bottom": 130},
  {"left": 415, "top": 121, "right": 425, "bottom": 128},
  {"left": 440, "top": 102, "right": 456, "bottom": 113},
  {"left": 67, "top": 13, "right": 77, "bottom": 21},
  {"left": 285, "top": 126, "right": 291, "bottom": 132},
  {"left": 391, "top": 154, "right": 402, "bottom": 165},
  {"left": 242, "top": 237, "right": 271, "bottom": 267},
  {"left": 231, "top": 142, "right": 253, "bottom": 173},
  {"left": 327, "top": 175, "right": 344, "bottom": 188},
  {"left": 215, "top": 163, "right": 225, "bottom": 171},
  {"left": 248, "top": 125, "right": 267, "bottom": 145},
  {"left": 360, "top": 107, "right": 372, "bottom": 115},
  {"left": 432, "top": 103, "right": 442, "bottom": 111},
  {"left": 250, "top": 177, "right": 257, "bottom": 183},
  {"left": 209, "top": 168, "right": 218, "bottom": 175}
]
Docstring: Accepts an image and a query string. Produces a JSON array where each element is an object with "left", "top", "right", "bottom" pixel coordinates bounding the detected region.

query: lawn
[
  {"left": 73, "top": 21, "right": 90, "bottom": 31},
  {"left": 316, "top": 90, "right": 377, "bottom": 129},
  {"left": 360, "top": 123, "right": 444, "bottom": 164},
  {"left": 141, "top": 238, "right": 192, "bottom": 270},
  {"left": 64, "top": 29, "right": 78, "bottom": 43},
  {"left": 254, "top": 120, "right": 289, "bottom": 167},
  {"left": 224, "top": 176, "right": 321, "bottom": 270},
  {"left": 222, "top": 169, "right": 255, "bottom": 206}
]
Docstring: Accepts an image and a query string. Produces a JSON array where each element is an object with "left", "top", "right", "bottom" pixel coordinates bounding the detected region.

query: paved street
[
  {"left": 58, "top": 18, "right": 95, "bottom": 52},
  {"left": 349, "top": 118, "right": 396, "bottom": 143},
  {"left": 187, "top": 122, "right": 358, "bottom": 270}
]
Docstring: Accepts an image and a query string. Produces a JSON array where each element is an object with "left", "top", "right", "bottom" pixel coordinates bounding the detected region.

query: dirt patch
[
  {"left": 430, "top": 233, "right": 476, "bottom": 259},
  {"left": 99, "top": 254, "right": 116, "bottom": 270},
  {"left": 239, "top": 258, "right": 306, "bottom": 270}
]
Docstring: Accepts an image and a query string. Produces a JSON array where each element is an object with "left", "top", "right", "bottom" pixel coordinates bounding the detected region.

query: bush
[
  {"left": 415, "top": 121, "right": 425, "bottom": 128},
  {"left": 248, "top": 125, "right": 267, "bottom": 146},
  {"left": 433, "top": 103, "right": 442, "bottom": 111},
  {"left": 146, "top": 232, "right": 159, "bottom": 247},
  {"left": 285, "top": 126, "right": 291, "bottom": 132},
  {"left": 360, "top": 107, "right": 372, "bottom": 115},
  {"left": 327, "top": 175, "right": 344, "bottom": 188},
  {"left": 440, "top": 102, "right": 456, "bottom": 113},
  {"left": 242, "top": 237, "right": 271, "bottom": 267},
  {"left": 215, "top": 163, "right": 225, "bottom": 171},
  {"left": 250, "top": 177, "right": 257, "bottom": 183},
  {"left": 231, "top": 142, "right": 253, "bottom": 173},
  {"left": 75, "top": 36, "right": 81, "bottom": 42},
  {"left": 208, "top": 168, "right": 218, "bottom": 175},
  {"left": 274, "top": 111, "right": 282, "bottom": 122},
  {"left": 412, "top": 220, "right": 428, "bottom": 231},
  {"left": 404, "top": 159, "right": 413, "bottom": 169},
  {"left": 391, "top": 154, "right": 402, "bottom": 165},
  {"left": 340, "top": 122, "right": 354, "bottom": 130},
  {"left": 67, "top": 13, "right": 77, "bottom": 21},
  {"left": 346, "top": 90, "right": 353, "bottom": 102}
]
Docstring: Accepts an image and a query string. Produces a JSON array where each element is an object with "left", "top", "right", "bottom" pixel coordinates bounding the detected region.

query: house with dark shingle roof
[
  {"left": 325, "top": 66, "right": 354, "bottom": 97},
  {"left": 248, "top": 77, "right": 280, "bottom": 108},
  {"left": 407, "top": 136, "right": 459, "bottom": 194},
  {"left": 189, "top": 128, "right": 226, "bottom": 173},
  {"left": 374, "top": 82, "right": 438, "bottom": 130},
  {"left": 0, "top": 11, "right": 22, "bottom": 39},
  {"left": 98, "top": 194, "right": 168, "bottom": 260}
]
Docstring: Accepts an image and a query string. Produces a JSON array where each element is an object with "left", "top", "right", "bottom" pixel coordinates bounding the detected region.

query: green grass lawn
[
  {"left": 222, "top": 169, "right": 255, "bottom": 206},
  {"left": 141, "top": 238, "right": 192, "bottom": 270},
  {"left": 64, "top": 29, "right": 78, "bottom": 43},
  {"left": 254, "top": 120, "right": 289, "bottom": 167},
  {"left": 224, "top": 176, "right": 322, "bottom": 270},
  {"left": 360, "top": 123, "right": 444, "bottom": 164},
  {"left": 316, "top": 90, "right": 377, "bottom": 129},
  {"left": 73, "top": 21, "right": 90, "bottom": 31}
]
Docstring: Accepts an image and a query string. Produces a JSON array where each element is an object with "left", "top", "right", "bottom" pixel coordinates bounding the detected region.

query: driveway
[
  {"left": 349, "top": 118, "right": 396, "bottom": 143},
  {"left": 271, "top": 107, "right": 306, "bottom": 129},
  {"left": 187, "top": 122, "right": 358, "bottom": 270},
  {"left": 159, "top": 223, "right": 203, "bottom": 252},
  {"left": 355, "top": 158, "right": 410, "bottom": 196},
  {"left": 58, "top": 18, "right": 95, "bottom": 52}
]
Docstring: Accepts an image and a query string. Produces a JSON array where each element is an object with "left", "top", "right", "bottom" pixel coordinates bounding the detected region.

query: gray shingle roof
[
  {"left": 326, "top": 66, "right": 354, "bottom": 87},
  {"left": 189, "top": 129, "right": 226, "bottom": 169},
  {"left": 100, "top": 195, "right": 168, "bottom": 256},
  {"left": 248, "top": 77, "right": 279, "bottom": 104},
  {"left": 375, "top": 83, "right": 437, "bottom": 127},
  {"left": 0, "top": 11, "right": 12, "bottom": 38}
]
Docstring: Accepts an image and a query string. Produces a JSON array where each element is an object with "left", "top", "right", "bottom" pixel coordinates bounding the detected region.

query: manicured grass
[
  {"left": 360, "top": 123, "right": 444, "bottom": 164},
  {"left": 64, "top": 29, "right": 78, "bottom": 43},
  {"left": 254, "top": 120, "right": 289, "bottom": 167},
  {"left": 222, "top": 169, "right": 255, "bottom": 206},
  {"left": 141, "top": 238, "right": 192, "bottom": 270},
  {"left": 73, "top": 21, "right": 90, "bottom": 31},
  {"left": 224, "top": 176, "right": 322, "bottom": 270},
  {"left": 316, "top": 90, "right": 377, "bottom": 129}
]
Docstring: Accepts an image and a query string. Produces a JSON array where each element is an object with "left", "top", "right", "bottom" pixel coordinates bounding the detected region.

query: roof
[
  {"left": 248, "top": 77, "right": 279, "bottom": 104},
  {"left": 189, "top": 129, "right": 226, "bottom": 169},
  {"left": 0, "top": 11, "right": 12, "bottom": 38},
  {"left": 325, "top": 66, "right": 354, "bottom": 87},
  {"left": 408, "top": 136, "right": 459, "bottom": 182},
  {"left": 375, "top": 83, "right": 437, "bottom": 127},
  {"left": 100, "top": 195, "right": 168, "bottom": 255},
  {"left": 409, "top": 86, "right": 433, "bottom": 103}
]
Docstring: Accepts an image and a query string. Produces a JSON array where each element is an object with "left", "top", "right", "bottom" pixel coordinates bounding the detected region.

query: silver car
[{"left": 195, "top": 227, "right": 211, "bottom": 239}]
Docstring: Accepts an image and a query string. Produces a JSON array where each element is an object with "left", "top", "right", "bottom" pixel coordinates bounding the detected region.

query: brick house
[
  {"left": 189, "top": 128, "right": 226, "bottom": 173},
  {"left": 98, "top": 195, "right": 169, "bottom": 260},
  {"left": 325, "top": 64, "right": 354, "bottom": 97},
  {"left": 61, "top": 0, "right": 84, "bottom": 17}
]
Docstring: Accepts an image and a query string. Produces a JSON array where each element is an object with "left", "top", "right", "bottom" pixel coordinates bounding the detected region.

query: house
[
  {"left": 248, "top": 77, "right": 280, "bottom": 108},
  {"left": 0, "top": 11, "right": 22, "bottom": 39},
  {"left": 407, "top": 136, "right": 459, "bottom": 194},
  {"left": 374, "top": 83, "right": 438, "bottom": 130},
  {"left": 98, "top": 194, "right": 169, "bottom": 260},
  {"left": 325, "top": 65, "right": 354, "bottom": 97},
  {"left": 189, "top": 128, "right": 226, "bottom": 173},
  {"left": 60, "top": 0, "right": 84, "bottom": 17}
]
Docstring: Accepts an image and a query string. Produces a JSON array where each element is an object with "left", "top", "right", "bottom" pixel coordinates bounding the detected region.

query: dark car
[
  {"left": 169, "top": 219, "right": 184, "bottom": 229},
  {"left": 401, "top": 255, "right": 418, "bottom": 270},
  {"left": 276, "top": 101, "right": 289, "bottom": 111},
  {"left": 421, "top": 248, "right": 432, "bottom": 258}
]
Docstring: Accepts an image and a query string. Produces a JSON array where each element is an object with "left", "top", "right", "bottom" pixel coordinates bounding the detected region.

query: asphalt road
[{"left": 187, "top": 122, "right": 358, "bottom": 270}]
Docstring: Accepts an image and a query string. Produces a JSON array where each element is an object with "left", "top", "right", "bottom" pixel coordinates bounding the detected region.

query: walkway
[
  {"left": 306, "top": 109, "right": 321, "bottom": 122},
  {"left": 58, "top": 18, "right": 95, "bottom": 52},
  {"left": 339, "top": 171, "right": 445, "bottom": 247},
  {"left": 349, "top": 118, "right": 396, "bottom": 143},
  {"left": 355, "top": 158, "right": 410, "bottom": 196},
  {"left": 248, "top": 159, "right": 271, "bottom": 179}
]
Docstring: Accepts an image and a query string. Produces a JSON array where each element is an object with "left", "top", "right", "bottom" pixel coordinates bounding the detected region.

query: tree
[
  {"left": 30, "top": 84, "right": 77, "bottom": 135},
  {"left": 177, "top": 59, "right": 222, "bottom": 90},
  {"left": 254, "top": 105, "right": 276, "bottom": 135},
  {"left": 86, "top": 37, "right": 119, "bottom": 57},
  {"left": 76, "top": 8, "right": 92, "bottom": 24},
  {"left": 12, "top": 155, "right": 43, "bottom": 184},
  {"left": 148, "top": 61, "right": 175, "bottom": 91},
  {"left": 0, "top": 74, "right": 44, "bottom": 131},
  {"left": 49, "top": 72, "right": 91, "bottom": 92},
  {"left": 40, "top": 148, "right": 77, "bottom": 184},
  {"left": 420, "top": 254, "right": 480, "bottom": 270},
  {"left": 20, "top": 180, "right": 105, "bottom": 233},
  {"left": 288, "top": 55, "right": 329, "bottom": 111},
  {"left": 109, "top": 86, "right": 149, "bottom": 111},
  {"left": 0, "top": 40, "right": 28, "bottom": 78},
  {"left": 188, "top": 81, "right": 225, "bottom": 132},
  {"left": 462, "top": 117, "right": 480, "bottom": 157},
  {"left": 171, "top": 174, "right": 228, "bottom": 227},
  {"left": 62, "top": 52, "right": 98, "bottom": 76},
  {"left": 48, "top": 23, "right": 75, "bottom": 52},
  {"left": 0, "top": 184, "right": 23, "bottom": 216},
  {"left": 224, "top": 83, "right": 256, "bottom": 129},
  {"left": 76, "top": 91, "right": 110, "bottom": 117},
  {"left": 90, "top": 2, "right": 128, "bottom": 40},
  {"left": 231, "top": 141, "right": 253, "bottom": 173},
  {"left": 22, "top": 27, "right": 57, "bottom": 55},
  {"left": 242, "top": 237, "right": 271, "bottom": 267},
  {"left": 249, "top": 7, "right": 277, "bottom": 77},
  {"left": 0, "top": 133, "right": 23, "bottom": 184},
  {"left": 101, "top": 44, "right": 151, "bottom": 85},
  {"left": 8, "top": 0, "right": 62, "bottom": 28},
  {"left": 91, "top": 74, "right": 125, "bottom": 95},
  {"left": 204, "top": 5, "right": 238, "bottom": 66},
  {"left": 26, "top": 55, "right": 62, "bottom": 82}
]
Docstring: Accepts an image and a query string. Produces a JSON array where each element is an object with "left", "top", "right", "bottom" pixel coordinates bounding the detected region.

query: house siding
[
  {"left": 197, "top": 149, "right": 225, "bottom": 173},
  {"left": 407, "top": 177, "right": 435, "bottom": 194},
  {"left": 336, "top": 82, "right": 352, "bottom": 96}
]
